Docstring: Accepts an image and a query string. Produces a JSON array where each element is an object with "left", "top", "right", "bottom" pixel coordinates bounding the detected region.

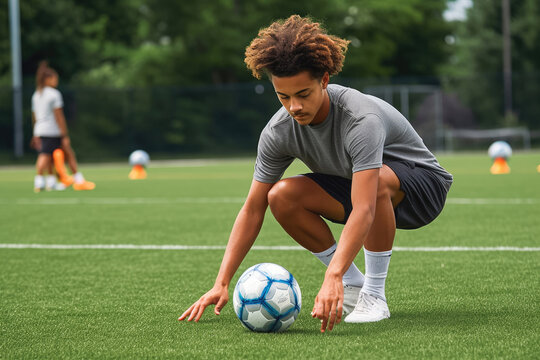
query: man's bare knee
[{"left": 267, "top": 178, "right": 303, "bottom": 214}]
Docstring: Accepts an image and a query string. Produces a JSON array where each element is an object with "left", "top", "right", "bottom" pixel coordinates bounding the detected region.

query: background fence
[{"left": 1, "top": 75, "right": 539, "bottom": 162}]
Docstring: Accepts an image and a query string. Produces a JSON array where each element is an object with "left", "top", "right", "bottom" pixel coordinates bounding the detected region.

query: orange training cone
[
  {"left": 52, "top": 149, "right": 74, "bottom": 186},
  {"left": 537, "top": 164, "right": 540, "bottom": 173},
  {"left": 129, "top": 164, "right": 147, "bottom": 180},
  {"left": 490, "top": 157, "right": 510, "bottom": 174}
]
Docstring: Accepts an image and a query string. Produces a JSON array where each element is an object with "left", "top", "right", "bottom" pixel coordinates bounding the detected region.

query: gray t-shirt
[{"left": 254, "top": 84, "right": 452, "bottom": 188}]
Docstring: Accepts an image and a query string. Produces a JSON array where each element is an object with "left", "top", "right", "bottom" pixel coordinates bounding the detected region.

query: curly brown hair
[{"left": 245, "top": 15, "right": 350, "bottom": 80}]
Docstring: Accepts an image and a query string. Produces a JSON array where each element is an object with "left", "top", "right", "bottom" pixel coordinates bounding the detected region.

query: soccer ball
[
  {"left": 129, "top": 150, "right": 150, "bottom": 167},
  {"left": 488, "top": 141, "right": 512, "bottom": 159},
  {"left": 233, "top": 263, "right": 301, "bottom": 332}
]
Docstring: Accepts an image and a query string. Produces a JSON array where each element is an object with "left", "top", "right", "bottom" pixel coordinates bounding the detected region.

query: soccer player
[
  {"left": 31, "top": 61, "right": 95, "bottom": 192},
  {"left": 179, "top": 15, "right": 452, "bottom": 332}
]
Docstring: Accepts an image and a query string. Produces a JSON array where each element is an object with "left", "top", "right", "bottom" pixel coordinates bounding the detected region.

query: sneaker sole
[{"left": 344, "top": 313, "right": 390, "bottom": 323}]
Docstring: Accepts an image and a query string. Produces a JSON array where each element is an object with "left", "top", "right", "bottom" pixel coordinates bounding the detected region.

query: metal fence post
[{"left": 9, "top": 0, "right": 23, "bottom": 158}]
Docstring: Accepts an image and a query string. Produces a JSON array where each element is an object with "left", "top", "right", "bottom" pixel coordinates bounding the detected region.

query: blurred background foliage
[
  {"left": 0, "top": 0, "right": 453, "bottom": 85},
  {"left": 0, "top": 0, "right": 539, "bottom": 160}
]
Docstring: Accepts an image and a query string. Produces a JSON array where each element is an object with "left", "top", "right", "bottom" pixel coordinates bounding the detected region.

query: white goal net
[{"left": 444, "top": 127, "right": 531, "bottom": 151}]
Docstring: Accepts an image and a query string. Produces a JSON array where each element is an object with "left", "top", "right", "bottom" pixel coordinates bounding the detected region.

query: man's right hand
[{"left": 178, "top": 285, "right": 229, "bottom": 322}]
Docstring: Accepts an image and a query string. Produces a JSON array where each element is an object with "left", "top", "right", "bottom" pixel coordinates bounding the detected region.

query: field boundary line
[
  {"left": 1, "top": 197, "right": 539, "bottom": 205},
  {"left": 446, "top": 198, "right": 539, "bottom": 205},
  {"left": 3, "top": 197, "right": 247, "bottom": 205},
  {"left": 0, "top": 157, "right": 254, "bottom": 171},
  {"left": 0, "top": 244, "right": 539, "bottom": 252}
]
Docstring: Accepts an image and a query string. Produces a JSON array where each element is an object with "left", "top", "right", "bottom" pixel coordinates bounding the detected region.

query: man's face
[{"left": 271, "top": 71, "right": 329, "bottom": 126}]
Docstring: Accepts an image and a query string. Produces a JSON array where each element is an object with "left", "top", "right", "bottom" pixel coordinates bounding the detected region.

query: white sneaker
[
  {"left": 343, "top": 284, "right": 362, "bottom": 315},
  {"left": 73, "top": 172, "right": 85, "bottom": 183},
  {"left": 344, "top": 292, "right": 390, "bottom": 323},
  {"left": 45, "top": 175, "right": 57, "bottom": 191},
  {"left": 54, "top": 182, "right": 66, "bottom": 191},
  {"left": 34, "top": 175, "right": 45, "bottom": 193}
]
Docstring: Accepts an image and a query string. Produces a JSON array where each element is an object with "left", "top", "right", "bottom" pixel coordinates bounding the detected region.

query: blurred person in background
[{"left": 31, "top": 61, "right": 95, "bottom": 192}]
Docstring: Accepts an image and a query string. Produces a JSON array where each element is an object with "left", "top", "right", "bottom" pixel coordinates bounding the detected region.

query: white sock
[
  {"left": 45, "top": 175, "right": 57, "bottom": 189},
  {"left": 312, "top": 243, "right": 365, "bottom": 288},
  {"left": 361, "top": 249, "right": 392, "bottom": 301},
  {"left": 73, "top": 172, "right": 85, "bottom": 184},
  {"left": 34, "top": 175, "right": 45, "bottom": 189}
]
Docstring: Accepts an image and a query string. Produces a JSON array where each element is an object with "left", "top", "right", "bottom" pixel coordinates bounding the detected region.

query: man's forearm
[{"left": 215, "top": 205, "right": 266, "bottom": 287}]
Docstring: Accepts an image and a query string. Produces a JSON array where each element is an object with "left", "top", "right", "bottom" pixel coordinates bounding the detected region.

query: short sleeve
[
  {"left": 52, "top": 89, "right": 64, "bottom": 109},
  {"left": 253, "top": 127, "right": 294, "bottom": 183},
  {"left": 346, "top": 114, "right": 386, "bottom": 172}
]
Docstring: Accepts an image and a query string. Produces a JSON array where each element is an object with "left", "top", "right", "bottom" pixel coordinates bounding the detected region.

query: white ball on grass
[
  {"left": 488, "top": 141, "right": 512, "bottom": 159},
  {"left": 233, "top": 263, "right": 301, "bottom": 332},
  {"left": 129, "top": 150, "right": 150, "bottom": 166}
]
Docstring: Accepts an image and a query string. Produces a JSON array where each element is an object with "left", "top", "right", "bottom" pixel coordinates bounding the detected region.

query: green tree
[
  {"left": 84, "top": 0, "right": 451, "bottom": 86},
  {"left": 442, "top": 0, "right": 540, "bottom": 129},
  {"left": 0, "top": 0, "right": 140, "bottom": 84},
  {"left": 1, "top": 0, "right": 452, "bottom": 86},
  {"left": 335, "top": 0, "right": 451, "bottom": 78},
  {"left": 0, "top": 0, "right": 456, "bottom": 158}
]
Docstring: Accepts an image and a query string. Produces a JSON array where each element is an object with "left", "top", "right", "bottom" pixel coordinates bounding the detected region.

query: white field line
[
  {"left": 446, "top": 198, "right": 539, "bottom": 205},
  {"left": 1, "top": 197, "right": 539, "bottom": 205},
  {"left": 0, "top": 244, "right": 538, "bottom": 252},
  {"left": 0, "top": 157, "right": 253, "bottom": 171},
  {"left": 6, "top": 197, "right": 246, "bottom": 205}
]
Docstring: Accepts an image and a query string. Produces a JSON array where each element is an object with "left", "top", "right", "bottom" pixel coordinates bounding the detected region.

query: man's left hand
[{"left": 311, "top": 275, "right": 343, "bottom": 333}]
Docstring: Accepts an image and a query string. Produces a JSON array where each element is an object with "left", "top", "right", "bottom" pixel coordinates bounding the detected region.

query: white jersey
[{"left": 31, "top": 86, "right": 64, "bottom": 137}]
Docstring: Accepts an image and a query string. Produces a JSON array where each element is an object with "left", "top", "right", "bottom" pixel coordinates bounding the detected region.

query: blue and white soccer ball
[
  {"left": 488, "top": 141, "right": 512, "bottom": 159},
  {"left": 129, "top": 150, "right": 150, "bottom": 167},
  {"left": 233, "top": 263, "right": 301, "bottom": 332}
]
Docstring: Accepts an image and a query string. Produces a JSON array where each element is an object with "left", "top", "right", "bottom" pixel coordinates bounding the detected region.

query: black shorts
[
  {"left": 38, "top": 137, "right": 62, "bottom": 155},
  {"left": 302, "top": 161, "right": 451, "bottom": 229}
]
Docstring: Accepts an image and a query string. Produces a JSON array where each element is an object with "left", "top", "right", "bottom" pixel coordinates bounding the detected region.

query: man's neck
[{"left": 310, "top": 90, "right": 330, "bottom": 125}]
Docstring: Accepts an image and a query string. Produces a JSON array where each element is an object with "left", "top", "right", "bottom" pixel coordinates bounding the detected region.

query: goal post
[
  {"left": 363, "top": 84, "right": 533, "bottom": 152},
  {"left": 444, "top": 127, "right": 531, "bottom": 152}
]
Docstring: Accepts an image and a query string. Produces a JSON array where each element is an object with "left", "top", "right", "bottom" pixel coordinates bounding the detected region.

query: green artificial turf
[{"left": 1, "top": 153, "right": 539, "bottom": 359}]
